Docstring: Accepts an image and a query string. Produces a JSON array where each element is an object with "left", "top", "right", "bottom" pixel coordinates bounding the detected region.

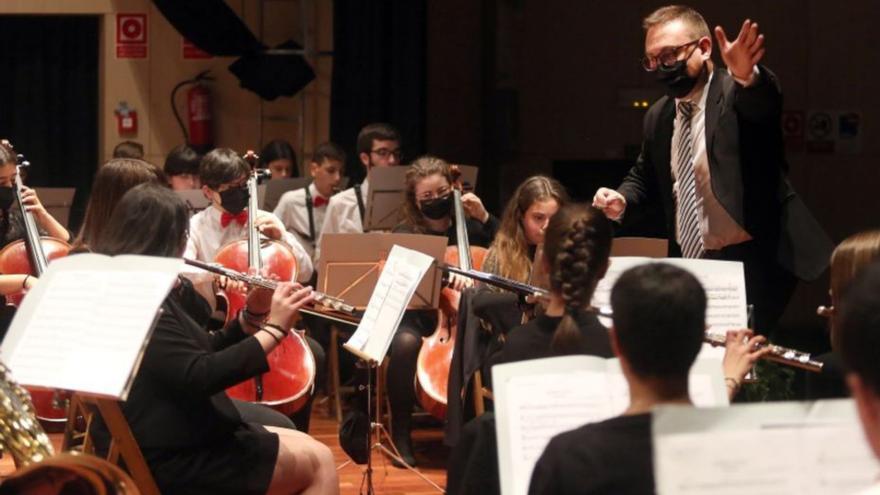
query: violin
[
  {"left": 415, "top": 166, "right": 487, "bottom": 420},
  {"left": 0, "top": 143, "right": 71, "bottom": 425},
  {"left": 213, "top": 150, "right": 316, "bottom": 416}
]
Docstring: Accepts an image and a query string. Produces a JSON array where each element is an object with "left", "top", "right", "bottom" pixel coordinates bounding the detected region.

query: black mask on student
[
  {"left": 219, "top": 186, "right": 249, "bottom": 214},
  {"left": 656, "top": 59, "right": 705, "bottom": 99},
  {"left": 419, "top": 194, "right": 453, "bottom": 220},
  {"left": 0, "top": 186, "right": 14, "bottom": 211}
]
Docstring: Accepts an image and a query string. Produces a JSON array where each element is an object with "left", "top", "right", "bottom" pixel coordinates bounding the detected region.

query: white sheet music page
[
  {"left": 653, "top": 399, "right": 879, "bottom": 495},
  {"left": 591, "top": 257, "right": 747, "bottom": 359},
  {"left": 494, "top": 355, "right": 728, "bottom": 495},
  {"left": 0, "top": 254, "right": 182, "bottom": 400},
  {"left": 344, "top": 245, "right": 434, "bottom": 363}
]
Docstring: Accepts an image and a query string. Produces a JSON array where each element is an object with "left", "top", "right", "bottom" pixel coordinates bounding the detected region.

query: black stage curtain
[
  {"left": 330, "top": 1, "right": 427, "bottom": 182},
  {"left": 0, "top": 15, "right": 99, "bottom": 233}
]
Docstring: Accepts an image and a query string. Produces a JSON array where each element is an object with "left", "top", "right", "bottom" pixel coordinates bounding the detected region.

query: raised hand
[{"left": 714, "top": 19, "right": 765, "bottom": 81}]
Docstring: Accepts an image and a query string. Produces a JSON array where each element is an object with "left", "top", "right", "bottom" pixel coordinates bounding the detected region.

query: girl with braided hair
[{"left": 489, "top": 203, "right": 614, "bottom": 369}]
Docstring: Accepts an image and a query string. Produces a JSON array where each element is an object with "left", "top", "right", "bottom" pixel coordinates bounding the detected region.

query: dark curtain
[
  {"left": 330, "top": 1, "right": 427, "bottom": 182},
  {"left": 0, "top": 15, "right": 99, "bottom": 233}
]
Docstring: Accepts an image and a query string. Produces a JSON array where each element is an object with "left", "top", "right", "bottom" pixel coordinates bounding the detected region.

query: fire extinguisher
[{"left": 172, "top": 71, "right": 215, "bottom": 153}]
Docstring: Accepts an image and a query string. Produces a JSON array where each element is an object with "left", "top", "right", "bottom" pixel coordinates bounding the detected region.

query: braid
[{"left": 548, "top": 204, "right": 612, "bottom": 355}]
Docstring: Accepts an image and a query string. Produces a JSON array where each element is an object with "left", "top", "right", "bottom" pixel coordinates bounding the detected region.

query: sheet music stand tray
[
  {"left": 318, "top": 233, "right": 447, "bottom": 310},
  {"left": 33, "top": 187, "right": 75, "bottom": 229}
]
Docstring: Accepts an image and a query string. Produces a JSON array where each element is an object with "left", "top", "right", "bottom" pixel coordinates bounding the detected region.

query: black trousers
[{"left": 704, "top": 240, "right": 796, "bottom": 336}]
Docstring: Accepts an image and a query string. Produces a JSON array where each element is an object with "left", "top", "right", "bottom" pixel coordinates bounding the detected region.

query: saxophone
[{"left": 0, "top": 361, "right": 54, "bottom": 466}]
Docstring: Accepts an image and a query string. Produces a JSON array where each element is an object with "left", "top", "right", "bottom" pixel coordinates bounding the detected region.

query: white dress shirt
[
  {"left": 273, "top": 183, "right": 329, "bottom": 262},
  {"left": 314, "top": 179, "right": 369, "bottom": 265},
  {"left": 183, "top": 205, "right": 314, "bottom": 283},
  {"left": 671, "top": 69, "right": 752, "bottom": 251}
]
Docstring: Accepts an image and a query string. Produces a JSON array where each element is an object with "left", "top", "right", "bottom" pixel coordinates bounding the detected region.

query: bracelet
[
  {"left": 21, "top": 275, "right": 30, "bottom": 289},
  {"left": 262, "top": 322, "right": 288, "bottom": 337},
  {"left": 258, "top": 328, "right": 284, "bottom": 344},
  {"left": 243, "top": 308, "right": 269, "bottom": 324},
  {"left": 724, "top": 377, "right": 741, "bottom": 391}
]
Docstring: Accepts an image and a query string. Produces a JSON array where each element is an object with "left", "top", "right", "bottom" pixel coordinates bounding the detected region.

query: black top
[
  {"left": 392, "top": 214, "right": 500, "bottom": 248},
  {"left": 0, "top": 205, "right": 28, "bottom": 250},
  {"left": 120, "top": 287, "right": 269, "bottom": 449},
  {"left": 805, "top": 351, "right": 848, "bottom": 400},
  {"left": 529, "top": 413, "right": 654, "bottom": 495},
  {"left": 489, "top": 311, "right": 613, "bottom": 374}
]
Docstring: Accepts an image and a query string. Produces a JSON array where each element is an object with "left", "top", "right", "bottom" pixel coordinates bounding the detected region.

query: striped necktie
[{"left": 674, "top": 100, "right": 704, "bottom": 259}]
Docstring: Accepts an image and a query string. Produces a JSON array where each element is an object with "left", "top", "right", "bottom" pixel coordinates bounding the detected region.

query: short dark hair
[
  {"left": 199, "top": 148, "right": 250, "bottom": 190},
  {"left": 259, "top": 139, "right": 298, "bottom": 172},
  {"left": 356, "top": 123, "right": 401, "bottom": 156},
  {"left": 93, "top": 183, "right": 188, "bottom": 258},
  {"left": 642, "top": 5, "right": 710, "bottom": 38},
  {"left": 838, "top": 261, "right": 880, "bottom": 395},
  {"left": 113, "top": 140, "right": 144, "bottom": 159},
  {"left": 611, "top": 263, "right": 706, "bottom": 379},
  {"left": 164, "top": 145, "right": 201, "bottom": 176},
  {"left": 311, "top": 141, "right": 346, "bottom": 165}
]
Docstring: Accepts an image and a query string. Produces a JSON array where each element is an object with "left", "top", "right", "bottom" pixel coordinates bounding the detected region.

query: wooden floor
[{"left": 0, "top": 398, "right": 450, "bottom": 494}]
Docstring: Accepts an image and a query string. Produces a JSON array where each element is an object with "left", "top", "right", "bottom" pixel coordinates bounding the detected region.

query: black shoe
[{"left": 390, "top": 434, "right": 417, "bottom": 468}]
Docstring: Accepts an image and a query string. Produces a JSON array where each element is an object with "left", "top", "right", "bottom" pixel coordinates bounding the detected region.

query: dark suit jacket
[
  {"left": 120, "top": 289, "right": 269, "bottom": 449},
  {"left": 618, "top": 66, "right": 832, "bottom": 281}
]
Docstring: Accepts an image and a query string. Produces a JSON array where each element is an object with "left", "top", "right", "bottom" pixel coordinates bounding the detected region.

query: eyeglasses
[
  {"left": 371, "top": 148, "right": 402, "bottom": 160},
  {"left": 641, "top": 39, "right": 700, "bottom": 72},
  {"left": 417, "top": 186, "right": 451, "bottom": 201}
]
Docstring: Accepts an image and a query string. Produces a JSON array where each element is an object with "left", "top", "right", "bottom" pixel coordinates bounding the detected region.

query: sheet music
[
  {"left": 344, "top": 245, "right": 435, "bottom": 362},
  {"left": 592, "top": 257, "right": 747, "bottom": 332},
  {"left": 0, "top": 254, "right": 182, "bottom": 400},
  {"left": 653, "top": 400, "right": 879, "bottom": 495},
  {"left": 494, "top": 355, "right": 728, "bottom": 495}
]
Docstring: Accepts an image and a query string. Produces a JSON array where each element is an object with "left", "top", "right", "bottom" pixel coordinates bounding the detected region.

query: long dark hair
[
  {"left": 73, "top": 158, "right": 164, "bottom": 252},
  {"left": 258, "top": 139, "right": 298, "bottom": 177},
  {"left": 93, "top": 183, "right": 189, "bottom": 258},
  {"left": 543, "top": 203, "right": 612, "bottom": 354}
]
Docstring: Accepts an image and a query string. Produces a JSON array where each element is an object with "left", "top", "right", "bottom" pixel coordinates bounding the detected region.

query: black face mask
[
  {"left": 419, "top": 194, "right": 453, "bottom": 220},
  {"left": 219, "top": 186, "right": 249, "bottom": 214},
  {"left": 656, "top": 59, "right": 705, "bottom": 99},
  {"left": 0, "top": 186, "right": 14, "bottom": 211}
]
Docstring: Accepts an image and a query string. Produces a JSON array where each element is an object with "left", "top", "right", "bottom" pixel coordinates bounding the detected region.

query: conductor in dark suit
[{"left": 593, "top": 5, "right": 832, "bottom": 335}]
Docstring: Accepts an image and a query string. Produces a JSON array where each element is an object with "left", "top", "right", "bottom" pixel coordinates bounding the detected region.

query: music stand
[
  {"left": 33, "top": 187, "right": 75, "bottom": 229},
  {"left": 261, "top": 177, "right": 353, "bottom": 212},
  {"left": 333, "top": 244, "right": 445, "bottom": 494},
  {"left": 318, "top": 233, "right": 446, "bottom": 310},
  {"left": 363, "top": 165, "right": 478, "bottom": 232}
]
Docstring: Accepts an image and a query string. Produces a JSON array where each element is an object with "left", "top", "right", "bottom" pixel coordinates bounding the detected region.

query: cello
[
  {"left": 414, "top": 166, "right": 487, "bottom": 420},
  {"left": 0, "top": 145, "right": 71, "bottom": 424},
  {"left": 213, "top": 151, "right": 316, "bottom": 416}
]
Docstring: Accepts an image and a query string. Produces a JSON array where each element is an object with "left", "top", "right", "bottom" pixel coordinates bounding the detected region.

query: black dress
[
  {"left": 529, "top": 413, "right": 655, "bottom": 495},
  {"left": 446, "top": 311, "right": 614, "bottom": 495},
  {"left": 487, "top": 310, "right": 614, "bottom": 387},
  {"left": 120, "top": 286, "right": 280, "bottom": 495}
]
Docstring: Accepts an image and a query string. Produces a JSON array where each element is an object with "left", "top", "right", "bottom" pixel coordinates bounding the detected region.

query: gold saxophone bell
[{"left": 0, "top": 361, "right": 54, "bottom": 466}]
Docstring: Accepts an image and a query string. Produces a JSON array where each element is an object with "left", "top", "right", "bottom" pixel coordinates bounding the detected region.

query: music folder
[
  {"left": 364, "top": 164, "right": 479, "bottom": 232},
  {"left": 318, "top": 233, "right": 447, "bottom": 310},
  {"left": 0, "top": 254, "right": 182, "bottom": 401}
]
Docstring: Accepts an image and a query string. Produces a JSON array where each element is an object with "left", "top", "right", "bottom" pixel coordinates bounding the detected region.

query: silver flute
[
  {"left": 595, "top": 308, "right": 824, "bottom": 373},
  {"left": 703, "top": 332, "right": 824, "bottom": 373}
]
